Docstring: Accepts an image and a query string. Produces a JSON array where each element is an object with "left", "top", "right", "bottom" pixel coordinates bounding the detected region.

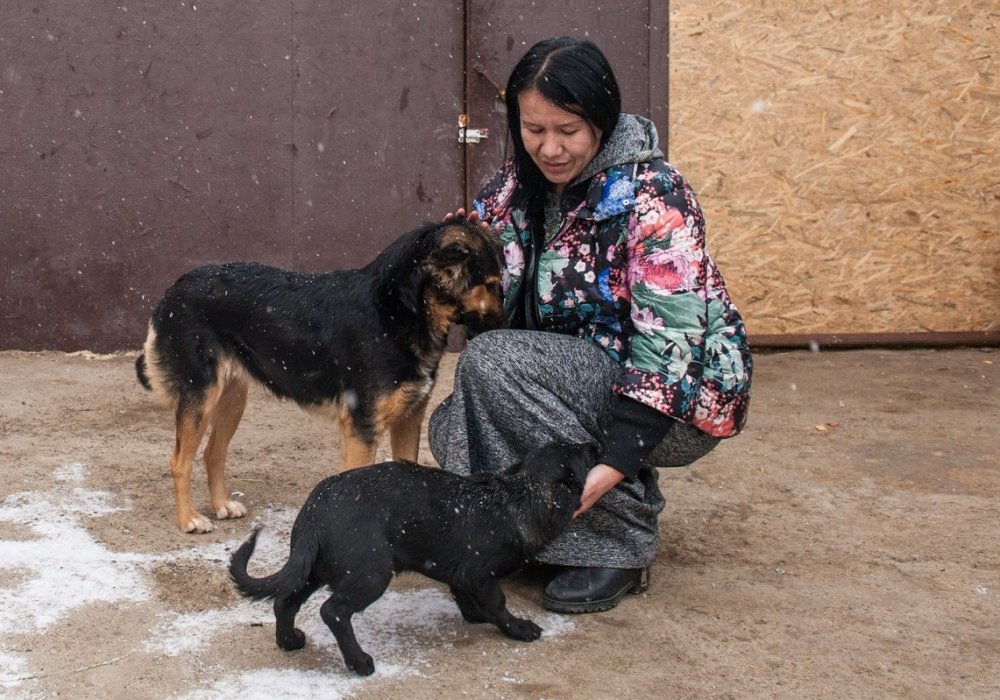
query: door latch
[{"left": 458, "top": 114, "right": 489, "bottom": 144}]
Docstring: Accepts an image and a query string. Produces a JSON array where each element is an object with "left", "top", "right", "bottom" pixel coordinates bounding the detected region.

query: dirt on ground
[{"left": 0, "top": 346, "right": 997, "bottom": 699}]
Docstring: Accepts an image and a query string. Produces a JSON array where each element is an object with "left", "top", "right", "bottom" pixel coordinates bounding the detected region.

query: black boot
[{"left": 542, "top": 566, "right": 649, "bottom": 614}]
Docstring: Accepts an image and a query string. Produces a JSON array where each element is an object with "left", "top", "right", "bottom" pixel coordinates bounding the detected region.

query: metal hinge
[{"left": 458, "top": 113, "right": 488, "bottom": 144}]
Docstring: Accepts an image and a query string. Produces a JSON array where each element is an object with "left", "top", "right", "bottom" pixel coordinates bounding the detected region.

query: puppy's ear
[
  {"left": 568, "top": 442, "right": 598, "bottom": 486},
  {"left": 522, "top": 441, "right": 596, "bottom": 486}
]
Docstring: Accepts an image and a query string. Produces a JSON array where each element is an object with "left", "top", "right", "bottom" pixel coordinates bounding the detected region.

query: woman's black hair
[{"left": 504, "top": 36, "right": 622, "bottom": 210}]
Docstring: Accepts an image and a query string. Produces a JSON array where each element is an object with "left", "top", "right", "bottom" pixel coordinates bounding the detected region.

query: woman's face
[{"left": 518, "top": 88, "right": 602, "bottom": 195}]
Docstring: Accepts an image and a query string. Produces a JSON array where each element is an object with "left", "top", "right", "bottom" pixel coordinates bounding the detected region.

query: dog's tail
[
  {"left": 229, "top": 526, "right": 318, "bottom": 602},
  {"left": 135, "top": 353, "right": 152, "bottom": 391}
]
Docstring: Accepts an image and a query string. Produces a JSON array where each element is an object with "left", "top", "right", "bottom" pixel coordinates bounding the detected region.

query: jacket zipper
[{"left": 523, "top": 223, "right": 542, "bottom": 330}]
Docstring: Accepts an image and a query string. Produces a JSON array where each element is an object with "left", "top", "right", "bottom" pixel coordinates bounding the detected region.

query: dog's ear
[
  {"left": 427, "top": 242, "right": 471, "bottom": 284},
  {"left": 375, "top": 222, "right": 441, "bottom": 315},
  {"left": 396, "top": 264, "right": 427, "bottom": 314}
]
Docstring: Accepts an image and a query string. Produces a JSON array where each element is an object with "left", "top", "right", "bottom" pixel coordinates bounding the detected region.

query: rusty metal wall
[
  {"left": 0, "top": 1, "right": 667, "bottom": 352},
  {"left": 0, "top": 0, "right": 465, "bottom": 351}
]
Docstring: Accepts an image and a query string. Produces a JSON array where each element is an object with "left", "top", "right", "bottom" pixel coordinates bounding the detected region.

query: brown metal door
[
  {"left": 0, "top": 1, "right": 466, "bottom": 351},
  {"left": 0, "top": 2, "right": 665, "bottom": 351},
  {"left": 290, "top": 1, "right": 466, "bottom": 272},
  {"left": 462, "top": 3, "right": 670, "bottom": 201}
]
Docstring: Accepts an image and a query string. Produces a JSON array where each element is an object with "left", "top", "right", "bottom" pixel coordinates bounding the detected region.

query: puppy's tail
[
  {"left": 135, "top": 353, "right": 152, "bottom": 391},
  {"left": 229, "top": 526, "right": 318, "bottom": 602}
]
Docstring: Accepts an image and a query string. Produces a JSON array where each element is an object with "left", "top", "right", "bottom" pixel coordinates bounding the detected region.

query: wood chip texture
[{"left": 669, "top": 1, "right": 999, "bottom": 334}]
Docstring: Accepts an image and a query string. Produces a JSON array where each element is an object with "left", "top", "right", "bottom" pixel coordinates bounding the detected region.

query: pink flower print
[
  {"left": 632, "top": 304, "right": 665, "bottom": 336},
  {"left": 504, "top": 241, "right": 524, "bottom": 272},
  {"left": 637, "top": 248, "right": 690, "bottom": 292},
  {"left": 669, "top": 216, "right": 702, "bottom": 259},
  {"left": 637, "top": 203, "right": 685, "bottom": 242},
  {"left": 658, "top": 205, "right": 686, "bottom": 233},
  {"left": 692, "top": 387, "right": 736, "bottom": 437},
  {"left": 495, "top": 177, "right": 516, "bottom": 207}
]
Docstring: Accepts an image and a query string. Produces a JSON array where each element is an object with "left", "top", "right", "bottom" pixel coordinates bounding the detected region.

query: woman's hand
[
  {"left": 574, "top": 463, "right": 625, "bottom": 518},
  {"left": 443, "top": 208, "right": 492, "bottom": 237},
  {"left": 443, "top": 207, "right": 480, "bottom": 224}
]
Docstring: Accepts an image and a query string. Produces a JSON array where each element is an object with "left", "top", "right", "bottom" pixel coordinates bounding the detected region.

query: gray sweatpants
[{"left": 428, "top": 329, "right": 720, "bottom": 569}]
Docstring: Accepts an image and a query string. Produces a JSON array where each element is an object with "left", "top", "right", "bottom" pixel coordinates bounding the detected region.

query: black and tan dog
[
  {"left": 229, "top": 441, "right": 594, "bottom": 676},
  {"left": 136, "top": 218, "right": 505, "bottom": 533}
]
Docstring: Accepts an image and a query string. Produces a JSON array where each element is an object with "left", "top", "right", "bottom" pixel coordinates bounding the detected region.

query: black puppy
[{"left": 229, "top": 441, "right": 594, "bottom": 676}]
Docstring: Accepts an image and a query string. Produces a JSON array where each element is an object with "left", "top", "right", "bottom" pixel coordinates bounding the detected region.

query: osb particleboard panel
[{"left": 670, "top": 1, "right": 999, "bottom": 335}]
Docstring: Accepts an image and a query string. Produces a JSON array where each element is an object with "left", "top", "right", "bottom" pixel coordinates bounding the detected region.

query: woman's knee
[
  {"left": 455, "top": 330, "right": 530, "bottom": 386},
  {"left": 647, "top": 421, "right": 721, "bottom": 468}
]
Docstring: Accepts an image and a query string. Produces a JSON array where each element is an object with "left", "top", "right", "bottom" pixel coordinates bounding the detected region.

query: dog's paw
[
  {"left": 277, "top": 628, "right": 306, "bottom": 651},
  {"left": 346, "top": 651, "right": 375, "bottom": 677},
  {"left": 180, "top": 513, "right": 215, "bottom": 534},
  {"left": 216, "top": 500, "right": 247, "bottom": 520},
  {"left": 502, "top": 617, "right": 542, "bottom": 642}
]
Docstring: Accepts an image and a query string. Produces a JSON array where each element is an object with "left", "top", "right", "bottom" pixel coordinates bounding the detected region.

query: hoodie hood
[{"left": 572, "top": 114, "right": 663, "bottom": 187}]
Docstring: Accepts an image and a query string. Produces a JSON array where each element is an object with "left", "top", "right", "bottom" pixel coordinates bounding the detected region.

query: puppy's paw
[
  {"left": 346, "top": 651, "right": 375, "bottom": 677},
  {"left": 216, "top": 500, "right": 247, "bottom": 520},
  {"left": 277, "top": 627, "right": 306, "bottom": 651},
  {"left": 180, "top": 512, "right": 215, "bottom": 534},
  {"left": 503, "top": 617, "right": 542, "bottom": 642}
]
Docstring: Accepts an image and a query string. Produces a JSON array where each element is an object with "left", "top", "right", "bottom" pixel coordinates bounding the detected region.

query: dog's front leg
[
  {"left": 459, "top": 576, "right": 542, "bottom": 642},
  {"left": 450, "top": 586, "right": 491, "bottom": 624}
]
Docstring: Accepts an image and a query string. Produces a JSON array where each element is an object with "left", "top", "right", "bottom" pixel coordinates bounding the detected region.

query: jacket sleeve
[
  {"left": 597, "top": 395, "right": 672, "bottom": 479},
  {"left": 473, "top": 158, "right": 517, "bottom": 231},
  {"left": 611, "top": 173, "right": 710, "bottom": 425}
]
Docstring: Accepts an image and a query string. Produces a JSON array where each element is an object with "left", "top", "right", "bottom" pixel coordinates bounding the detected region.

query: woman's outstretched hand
[
  {"left": 443, "top": 208, "right": 487, "bottom": 228},
  {"left": 573, "top": 463, "right": 625, "bottom": 518},
  {"left": 443, "top": 208, "right": 492, "bottom": 238}
]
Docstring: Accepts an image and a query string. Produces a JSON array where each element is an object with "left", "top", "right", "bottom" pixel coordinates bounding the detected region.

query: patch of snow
[
  {"left": 145, "top": 603, "right": 263, "bottom": 657},
  {"left": 177, "top": 668, "right": 383, "bottom": 700},
  {"left": 0, "top": 464, "right": 151, "bottom": 637},
  {"left": 0, "top": 648, "right": 28, "bottom": 687}
]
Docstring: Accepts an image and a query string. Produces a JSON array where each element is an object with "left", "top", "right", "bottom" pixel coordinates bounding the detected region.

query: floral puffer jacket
[{"left": 473, "top": 157, "right": 752, "bottom": 438}]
